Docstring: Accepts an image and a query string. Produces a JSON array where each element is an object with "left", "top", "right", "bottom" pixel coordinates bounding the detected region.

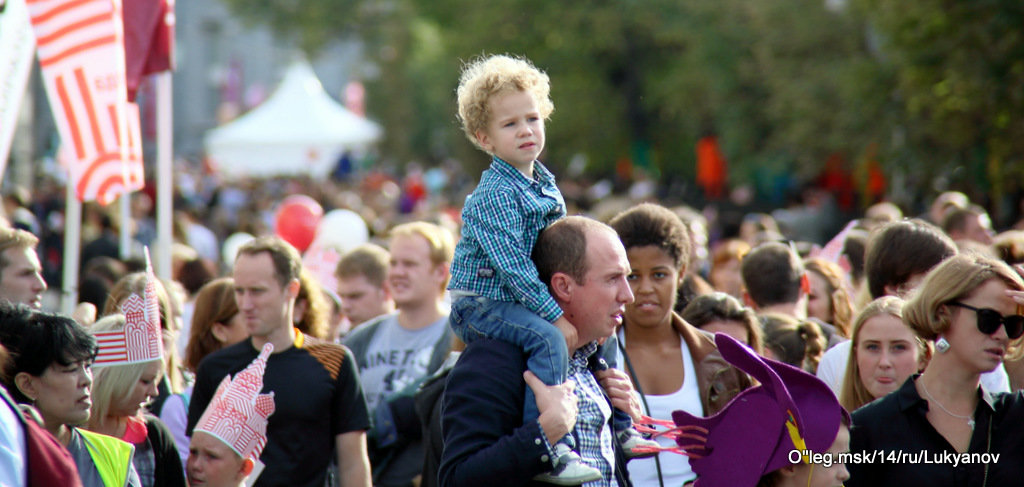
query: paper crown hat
[
  {"left": 659, "top": 333, "right": 849, "bottom": 487},
  {"left": 93, "top": 249, "right": 164, "bottom": 366},
  {"left": 195, "top": 343, "right": 276, "bottom": 461}
]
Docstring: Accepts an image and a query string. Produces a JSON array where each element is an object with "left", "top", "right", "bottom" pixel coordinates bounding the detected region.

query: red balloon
[{"left": 274, "top": 195, "right": 323, "bottom": 252}]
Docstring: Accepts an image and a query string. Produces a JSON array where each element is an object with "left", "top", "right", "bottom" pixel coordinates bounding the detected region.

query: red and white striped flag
[{"left": 27, "top": 0, "right": 144, "bottom": 206}]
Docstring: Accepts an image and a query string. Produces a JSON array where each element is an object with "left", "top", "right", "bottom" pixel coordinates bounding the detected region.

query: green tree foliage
[
  {"left": 215, "top": 0, "right": 1024, "bottom": 203},
  {"left": 851, "top": 0, "right": 1024, "bottom": 201}
]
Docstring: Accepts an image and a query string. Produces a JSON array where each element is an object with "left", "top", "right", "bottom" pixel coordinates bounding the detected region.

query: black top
[
  {"left": 848, "top": 375, "right": 1024, "bottom": 487},
  {"left": 141, "top": 415, "right": 186, "bottom": 487},
  {"left": 187, "top": 335, "right": 370, "bottom": 487}
]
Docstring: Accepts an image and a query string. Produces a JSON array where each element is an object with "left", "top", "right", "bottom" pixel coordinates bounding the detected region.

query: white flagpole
[
  {"left": 120, "top": 193, "right": 132, "bottom": 259},
  {"left": 62, "top": 183, "right": 82, "bottom": 316},
  {"left": 156, "top": 71, "right": 173, "bottom": 281},
  {"left": 113, "top": 0, "right": 132, "bottom": 261}
]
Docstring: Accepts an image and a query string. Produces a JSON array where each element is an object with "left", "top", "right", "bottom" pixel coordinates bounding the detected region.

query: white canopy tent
[{"left": 205, "top": 60, "right": 382, "bottom": 179}]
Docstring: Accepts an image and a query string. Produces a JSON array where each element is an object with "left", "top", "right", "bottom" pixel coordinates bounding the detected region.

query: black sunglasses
[{"left": 948, "top": 302, "right": 1024, "bottom": 339}]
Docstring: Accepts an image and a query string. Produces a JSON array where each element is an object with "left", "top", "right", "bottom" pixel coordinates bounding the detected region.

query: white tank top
[{"left": 615, "top": 330, "right": 703, "bottom": 486}]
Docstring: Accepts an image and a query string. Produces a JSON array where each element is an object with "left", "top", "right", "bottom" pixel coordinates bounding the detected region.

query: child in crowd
[{"left": 447, "top": 54, "right": 655, "bottom": 484}]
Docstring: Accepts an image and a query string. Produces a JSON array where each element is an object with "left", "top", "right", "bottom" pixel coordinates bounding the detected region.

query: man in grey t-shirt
[
  {"left": 355, "top": 314, "right": 448, "bottom": 411},
  {"left": 344, "top": 222, "right": 455, "bottom": 487}
]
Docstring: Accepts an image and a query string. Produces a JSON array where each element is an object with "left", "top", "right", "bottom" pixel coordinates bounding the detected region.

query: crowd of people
[{"left": 2, "top": 53, "right": 1024, "bottom": 487}]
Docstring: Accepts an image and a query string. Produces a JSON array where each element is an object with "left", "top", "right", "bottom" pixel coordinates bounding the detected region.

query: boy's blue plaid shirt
[{"left": 449, "top": 156, "right": 566, "bottom": 322}]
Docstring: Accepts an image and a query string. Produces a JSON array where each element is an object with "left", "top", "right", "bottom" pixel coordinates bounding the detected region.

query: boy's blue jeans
[{"left": 449, "top": 295, "right": 573, "bottom": 447}]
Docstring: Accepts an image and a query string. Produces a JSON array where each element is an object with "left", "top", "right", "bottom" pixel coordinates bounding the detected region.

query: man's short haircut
[
  {"left": 236, "top": 236, "right": 302, "bottom": 287},
  {"left": 389, "top": 222, "right": 455, "bottom": 266},
  {"left": 456, "top": 54, "right": 554, "bottom": 151},
  {"left": 0, "top": 227, "right": 39, "bottom": 277},
  {"left": 533, "top": 216, "right": 613, "bottom": 287},
  {"left": 864, "top": 202, "right": 903, "bottom": 226},
  {"left": 865, "top": 219, "right": 956, "bottom": 299},
  {"left": 740, "top": 242, "right": 804, "bottom": 308},
  {"left": 930, "top": 191, "right": 969, "bottom": 222},
  {"left": 940, "top": 206, "right": 984, "bottom": 236},
  {"left": 335, "top": 243, "right": 391, "bottom": 288},
  {"left": 608, "top": 203, "right": 692, "bottom": 271}
]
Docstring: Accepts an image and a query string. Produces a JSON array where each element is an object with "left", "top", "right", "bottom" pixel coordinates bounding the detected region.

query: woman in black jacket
[{"left": 848, "top": 253, "right": 1024, "bottom": 487}]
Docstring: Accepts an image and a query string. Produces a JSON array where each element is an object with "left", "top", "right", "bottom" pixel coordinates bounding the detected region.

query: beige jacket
[{"left": 672, "top": 312, "right": 752, "bottom": 415}]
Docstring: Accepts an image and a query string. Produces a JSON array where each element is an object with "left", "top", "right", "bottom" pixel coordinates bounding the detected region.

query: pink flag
[
  {"left": 811, "top": 220, "right": 856, "bottom": 275},
  {"left": 27, "top": 0, "right": 143, "bottom": 206}
]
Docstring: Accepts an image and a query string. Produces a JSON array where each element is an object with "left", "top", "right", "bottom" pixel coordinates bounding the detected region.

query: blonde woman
[
  {"left": 848, "top": 253, "right": 1024, "bottom": 486},
  {"left": 87, "top": 315, "right": 186, "bottom": 487},
  {"left": 103, "top": 272, "right": 185, "bottom": 404},
  {"left": 839, "top": 296, "right": 929, "bottom": 411}
]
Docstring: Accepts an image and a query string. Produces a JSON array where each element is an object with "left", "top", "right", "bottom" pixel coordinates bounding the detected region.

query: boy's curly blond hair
[{"left": 456, "top": 54, "right": 554, "bottom": 151}]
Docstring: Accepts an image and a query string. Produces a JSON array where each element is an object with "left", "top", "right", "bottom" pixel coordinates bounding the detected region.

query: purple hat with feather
[{"left": 665, "top": 333, "right": 849, "bottom": 487}]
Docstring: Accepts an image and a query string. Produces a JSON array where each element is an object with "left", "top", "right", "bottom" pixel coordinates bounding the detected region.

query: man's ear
[
  {"left": 549, "top": 272, "right": 573, "bottom": 302},
  {"left": 742, "top": 290, "right": 758, "bottom": 310},
  {"left": 434, "top": 261, "right": 451, "bottom": 285},
  {"left": 800, "top": 273, "right": 811, "bottom": 296}
]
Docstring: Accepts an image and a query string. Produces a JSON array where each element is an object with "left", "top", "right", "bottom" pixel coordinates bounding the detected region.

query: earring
[{"left": 935, "top": 336, "right": 951, "bottom": 353}]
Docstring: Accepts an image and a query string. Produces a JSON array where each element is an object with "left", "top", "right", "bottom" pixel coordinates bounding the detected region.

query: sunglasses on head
[{"left": 948, "top": 302, "right": 1024, "bottom": 339}]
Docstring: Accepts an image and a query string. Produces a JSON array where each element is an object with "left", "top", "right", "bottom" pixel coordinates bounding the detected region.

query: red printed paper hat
[
  {"left": 93, "top": 249, "right": 164, "bottom": 366},
  {"left": 195, "top": 343, "right": 276, "bottom": 461}
]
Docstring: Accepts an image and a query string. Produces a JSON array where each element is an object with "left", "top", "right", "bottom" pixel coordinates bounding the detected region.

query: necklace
[{"left": 919, "top": 379, "right": 975, "bottom": 430}]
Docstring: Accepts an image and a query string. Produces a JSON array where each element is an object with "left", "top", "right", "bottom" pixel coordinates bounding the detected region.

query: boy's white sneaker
[
  {"left": 618, "top": 428, "right": 660, "bottom": 460},
  {"left": 533, "top": 443, "right": 603, "bottom": 485}
]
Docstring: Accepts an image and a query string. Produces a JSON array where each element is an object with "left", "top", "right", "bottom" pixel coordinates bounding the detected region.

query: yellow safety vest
[{"left": 78, "top": 428, "right": 134, "bottom": 487}]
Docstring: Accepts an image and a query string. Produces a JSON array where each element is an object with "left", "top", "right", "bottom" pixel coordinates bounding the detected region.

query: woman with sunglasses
[{"left": 848, "top": 253, "right": 1024, "bottom": 486}]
